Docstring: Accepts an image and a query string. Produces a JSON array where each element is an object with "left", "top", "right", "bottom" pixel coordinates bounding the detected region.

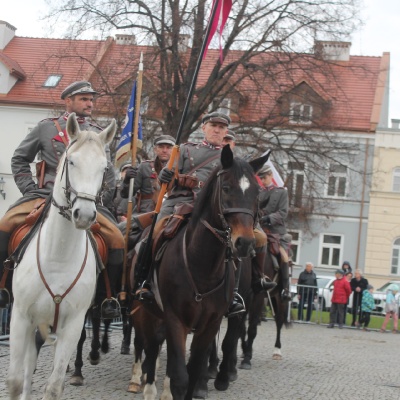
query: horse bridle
[{"left": 52, "top": 140, "right": 108, "bottom": 220}]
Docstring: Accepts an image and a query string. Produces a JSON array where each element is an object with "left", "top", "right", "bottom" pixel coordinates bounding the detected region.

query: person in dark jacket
[
  {"left": 327, "top": 270, "right": 352, "bottom": 329},
  {"left": 350, "top": 269, "right": 369, "bottom": 327},
  {"left": 297, "top": 262, "right": 318, "bottom": 322},
  {"left": 341, "top": 261, "right": 352, "bottom": 275}
]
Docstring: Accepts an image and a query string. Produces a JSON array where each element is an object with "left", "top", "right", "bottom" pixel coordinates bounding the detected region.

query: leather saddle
[{"left": 8, "top": 199, "right": 108, "bottom": 264}]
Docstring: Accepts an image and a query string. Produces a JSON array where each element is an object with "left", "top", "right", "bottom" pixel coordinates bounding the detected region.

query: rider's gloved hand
[
  {"left": 158, "top": 167, "right": 175, "bottom": 184},
  {"left": 123, "top": 166, "right": 138, "bottom": 183},
  {"left": 260, "top": 215, "right": 271, "bottom": 225}
]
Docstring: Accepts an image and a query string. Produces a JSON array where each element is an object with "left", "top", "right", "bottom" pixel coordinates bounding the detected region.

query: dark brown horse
[
  {"left": 139, "top": 146, "right": 268, "bottom": 400},
  {"left": 240, "top": 249, "right": 292, "bottom": 369}
]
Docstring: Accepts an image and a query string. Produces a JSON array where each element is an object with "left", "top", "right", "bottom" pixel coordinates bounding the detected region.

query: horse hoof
[
  {"left": 272, "top": 354, "right": 283, "bottom": 360},
  {"left": 193, "top": 388, "right": 208, "bottom": 399},
  {"left": 70, "top": 375, "right": 84, "bottom": 386},
  {"left": 228, "top": 372, "right": 238, "bottom": 382},
  {"left": 214, "top": 378, "right": 229, "bottom": 392},
  {"left": 127, "top": 381, "right": 143, "bottom": 393},
  {"left": 239, "top": 361, "right": 251, "bottom": 370},
  {"left": 207, "top": 366, "right": 218, "bottom": 379},
  {"left": 87, "top": 353, "right": 100, "bottom": 365},
  {"left": 120, "top": 343, "right": 130, "bottom": 355}
]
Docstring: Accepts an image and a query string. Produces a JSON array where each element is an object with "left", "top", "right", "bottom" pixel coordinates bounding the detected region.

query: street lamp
[{"left": 0, "top": 177, "right": 6, "bottom": 199}]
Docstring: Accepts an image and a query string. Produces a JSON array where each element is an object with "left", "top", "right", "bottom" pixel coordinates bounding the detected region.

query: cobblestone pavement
[{"left": 1, "top": 319, "right": 400, "bottom": 400}]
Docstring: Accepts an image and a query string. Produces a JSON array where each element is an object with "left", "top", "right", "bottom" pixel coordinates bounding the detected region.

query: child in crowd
[
  {"left": 328, "top": 270, "right": 352, "bottom": 329},
  {"left": 380, "top": 284, "right": 399, "bottom": 333},
  {"left": 360, "top": 284, "right": 374, "bottom": 331}
]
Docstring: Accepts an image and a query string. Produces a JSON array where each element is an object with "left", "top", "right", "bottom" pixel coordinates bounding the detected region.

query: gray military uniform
[
  {"left": 158, "top": 142, "right": 221, "bottom": 220},
  {"left": 121, "top": 160, "right": 162, "bottom": 214},
  {"left": 11, "top": 113, "right": 115, "bottom": 218},
  {"left": 259, "top": 184, "right": 289, "bottom": 248}
]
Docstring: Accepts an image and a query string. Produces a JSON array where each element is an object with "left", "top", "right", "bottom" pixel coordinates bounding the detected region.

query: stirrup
[
  {"left": 135, "top": 282, "right": 155, "bottom": 302},
  {"left": 100, "top": 297, "right": 121, "bottom": 320},
  {"left": 281, "top": 288, "right": 291, "bottom": 301},
  {"left": 227, "top": 292, "right": 246, "bottom": 318},
  {"left": 0, "top": 288, "right": 10, "bottom": 308}
]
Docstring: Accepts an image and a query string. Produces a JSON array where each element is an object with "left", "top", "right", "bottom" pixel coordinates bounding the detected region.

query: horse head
[
  {"left": 195, "top": 146, "right": 270, "bottom": 258},
  {"left": 54, "top": 113, "right": 117, "bottom": 230}
]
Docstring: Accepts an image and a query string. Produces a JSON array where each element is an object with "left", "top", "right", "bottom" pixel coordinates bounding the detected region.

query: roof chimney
[
  {"left": 314, "top": 40, "right": 351, "bottom": 62},
  {"left": 391, "top": 119, "right": 400, "bottom": 130},
  {"left": 115, "top": 34, "right": 136, "bottom": 45},
  {"left": 0, "top": 21, "right": 16, "bottom": 50}
]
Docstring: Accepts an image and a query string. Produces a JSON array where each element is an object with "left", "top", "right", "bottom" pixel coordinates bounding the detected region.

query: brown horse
[{"left": 137, "top": 146, "right": 268, "bottom": 400}]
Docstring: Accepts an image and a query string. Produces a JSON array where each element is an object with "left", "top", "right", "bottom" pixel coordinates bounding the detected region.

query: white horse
[{"left": 7, "top": 113, "right": 116, "bottom": 400}]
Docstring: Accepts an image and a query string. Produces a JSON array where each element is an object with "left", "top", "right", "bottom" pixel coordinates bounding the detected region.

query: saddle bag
[{"left": 163, "top": 203, "right": 194, "bottom": 239}]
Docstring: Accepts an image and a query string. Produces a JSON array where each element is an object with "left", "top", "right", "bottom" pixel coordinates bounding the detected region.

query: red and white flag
[{"left": 203, "top": 0, "right": 233, "bottom": 60}]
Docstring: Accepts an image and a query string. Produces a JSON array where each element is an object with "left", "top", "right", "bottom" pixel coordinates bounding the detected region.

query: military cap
[
  {"left": 224, "top": 130, "right": 236, "bottom": 140},
  {"left": 258, "top": 164, "right": 272, "bottom": 177},
  {"left": 202, "top": 112, "right": 231, "bottom": 126},
  {"left": 61, "top": 80, "right": 98, "bottom": 99},
  {"left": 153, "top": 135, "right": 176, "bottom": 146}
]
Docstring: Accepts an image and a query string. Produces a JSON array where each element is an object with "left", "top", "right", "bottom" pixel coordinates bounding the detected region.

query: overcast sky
[{"left": 2, "top": 0, "right": 400, "bottom": 123}]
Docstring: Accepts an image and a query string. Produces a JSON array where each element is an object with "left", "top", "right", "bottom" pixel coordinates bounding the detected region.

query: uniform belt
[{"left": 138, "top": 193, "right": 154, "bottom": 200}]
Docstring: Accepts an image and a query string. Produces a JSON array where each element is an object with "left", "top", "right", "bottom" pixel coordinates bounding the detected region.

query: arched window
[
  {"left": 391, "top": 238, "right": 400, "bottom": 275},
  {"left": 392, "top": 168, "right": 400, "bottom": 192}
]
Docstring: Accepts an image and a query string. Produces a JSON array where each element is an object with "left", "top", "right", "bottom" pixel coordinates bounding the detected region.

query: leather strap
[
  {"left": 37, "top": 221, "right": 89, "bottom": 333},
  {"left": 53, "top": 120, "right": 69, "bottom": 146}
]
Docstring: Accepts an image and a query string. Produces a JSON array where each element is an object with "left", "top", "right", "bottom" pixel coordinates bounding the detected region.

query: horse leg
[
  {"left": 215, "top": 316, "right": 242, "bottom": 391},
  {"left": 101, "top": 319, "right": 111, "bottom": 354},
  {"left": 70, "top": 324, "right": 86, "bottom": 386},
  {"left": 43, "top": 317, "right": 85, "bottom": 400},
  {"left": 165, "top": 319, "right": 188, "bottom": 400},
  {"left": 7, "top": 309, "right": 35, "bottom": 400},
  {"left": 186, "top": 326, "right": 220, "bottom": 400},
  {"left": 193, "top": 342, "right": 213, "bottom": 399},
  {"left": 160, "top": 373, "right": 173, "bottom": 400},
  {"left": 88, "top": 314, "right": 101, "bottom": 365},
  {"left": 240, "top": 293, "right": 263, "bottom": 370},
  {"left": 207, "top": 338, "right": 219, "bottom": 379},
  {"left": 128, "top": 329, "right": 145, "bottom": 393},
  {"left": 121, "top": 312, "right": 132, "bottom": 355},
  {"left": 272, "top": 298, "right": 285, "bottom": 360},
  {"left": 142, "top": 342, "right": 161, "bottom": 400}
]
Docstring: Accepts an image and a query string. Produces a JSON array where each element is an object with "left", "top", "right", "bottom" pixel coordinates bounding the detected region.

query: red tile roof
[{"left": 0, "top": 35, "right": 389, "bottom": 133}]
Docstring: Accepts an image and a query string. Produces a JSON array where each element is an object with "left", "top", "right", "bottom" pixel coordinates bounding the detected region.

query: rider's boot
[
  {"left": 280, "top": 260, "right": 291, "bottom": 301},
  {"left": 227, "top": 261, "right": 245, "bottom": 317},
  {"left": 133, "top": 238, "right": 154, "bottom": 302},
  {"left": 0, "top": 232, "right": 12, "bottom": 308},
  {"left": 251, "top": 249, "right": 277, "bottom": 294},
  {"left": 101, "top": 249, "right": 123, "bottom": 319}
]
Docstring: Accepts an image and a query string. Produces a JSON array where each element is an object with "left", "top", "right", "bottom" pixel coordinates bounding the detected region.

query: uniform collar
[
  {"left": 63, "top": 112, "right": 86, "bottom": 124},
  {"left": 202, "top": 140, "right": 221, "bottom": 150}
]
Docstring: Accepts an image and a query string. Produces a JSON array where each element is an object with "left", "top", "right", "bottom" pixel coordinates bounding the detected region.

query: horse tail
[{"left": 37, "top": 323, "right": 57, "bottom": 345}]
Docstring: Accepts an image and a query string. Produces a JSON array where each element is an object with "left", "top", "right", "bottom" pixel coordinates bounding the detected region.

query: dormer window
[
  {"left": 290, "top": 102, "right": 313, "bottom": 124},
  {"left": 43, "top": 75, "right": 62, "bottom": 88}
]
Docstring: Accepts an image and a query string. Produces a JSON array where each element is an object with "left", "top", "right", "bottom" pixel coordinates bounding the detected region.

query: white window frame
[
  {"left": 319, "top": 233, "right": 344, "bottom": 268},
  {"left": 289, "top": 102, "right": 313, "bottom": 124},
  {"left": 392, "top": 168, "right": 400, "bottom": 192},
  {"left": 391, "top": 238, "right": 400, "bottom": 275},
  {"left": 208, "top": 98, "right": 231, "bottom": 116},
  {"left": 325, "top": 163, "right": 348, "bottom": 198},
  {"left": 43, "top": 75, "right": 62, "bottom": 87},
  {"left": 287, "top": 230, "right": 301, "bottom": 264}
]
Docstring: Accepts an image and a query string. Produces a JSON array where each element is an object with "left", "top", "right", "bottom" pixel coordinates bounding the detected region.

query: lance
[
  {"left": 120, "top": 53, "right": 144, "bottom": 302},
  {"left": 137, "top": 0, "right": 223, "bottom": 283}
]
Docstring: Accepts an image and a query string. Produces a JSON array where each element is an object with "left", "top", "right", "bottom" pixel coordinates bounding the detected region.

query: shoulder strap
[
  {"left": 53, "top": 120, "right": 69, "bottom": 147},
  {"left": 188, "top": 152, "right": 220, "bottom": 175}
]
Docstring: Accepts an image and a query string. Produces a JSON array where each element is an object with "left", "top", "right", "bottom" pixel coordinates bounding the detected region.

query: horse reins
[
  {"left": 182, "top": 169, "right": 255, "bottom": 303},
  {"left": 36, "top": 219, "right": 89, "bottom": 334}
]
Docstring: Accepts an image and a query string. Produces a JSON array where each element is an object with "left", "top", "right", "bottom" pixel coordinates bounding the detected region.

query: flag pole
[
  {"left": 136, "top": 0, "right": 223, "bottom": 283},
  {"left": 120, "top": 53, "right": 144, "bottom": 302}
]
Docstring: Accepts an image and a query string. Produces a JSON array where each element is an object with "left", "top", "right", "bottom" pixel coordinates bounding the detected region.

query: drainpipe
[{"left": 355, "top": 138, "right": 369, "bottom": 269}]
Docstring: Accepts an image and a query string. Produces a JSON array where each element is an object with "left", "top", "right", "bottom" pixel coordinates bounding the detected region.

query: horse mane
[{"left": 190, "top": 157, "right": 258, "bottom": 225}]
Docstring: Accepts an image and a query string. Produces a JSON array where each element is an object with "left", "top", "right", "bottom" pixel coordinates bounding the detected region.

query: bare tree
[{"left": 41, "top": 0, "right": 374, "bottom": 233}]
